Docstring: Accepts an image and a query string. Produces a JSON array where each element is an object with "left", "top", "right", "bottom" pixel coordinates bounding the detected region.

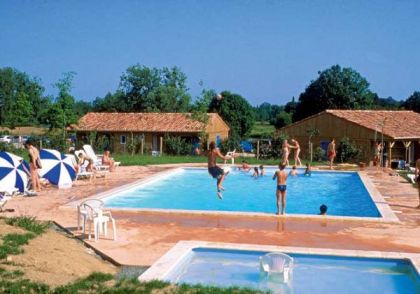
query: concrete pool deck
[{"left": 2, "top": 164, "right": 420, "bottom": 266}]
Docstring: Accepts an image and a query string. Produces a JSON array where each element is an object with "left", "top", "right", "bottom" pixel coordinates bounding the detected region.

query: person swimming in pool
[
  {"left": 208, "top": 141, "right": 233, "bottom": 200},
  {"left": 319, "top": 204, "right": 328, "bottom": 215},
  {"left": 252, "top": 167, "right": 259, "bottom": 178},
  {"left": 290, "top": 165, "right": 298, "bottom": 176},
  {"left": 273, "top": 163, "right": 288, "bottom": 215},
  {"left": 259, "top": 165, "right": 265, "bottom": 176}
]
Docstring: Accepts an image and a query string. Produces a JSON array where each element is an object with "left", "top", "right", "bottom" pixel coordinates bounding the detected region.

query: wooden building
[
  {"left": 71, "top": 112, "right": 230, "bottom": 153},
  {"left": 278, "top": 110, "right": 420, "bottom": 165}
]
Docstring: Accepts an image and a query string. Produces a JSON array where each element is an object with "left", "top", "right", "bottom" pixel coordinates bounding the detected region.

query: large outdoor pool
[
  {"left": 104, "top": 168, "right": 381, "bottom": 217},
  {"left": 163, "top": 248, "right": 420, "bottom": 293}
]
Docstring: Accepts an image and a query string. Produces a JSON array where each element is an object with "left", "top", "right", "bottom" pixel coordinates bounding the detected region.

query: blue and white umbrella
[
  {"left": 0, "top": 152, "right": 29, "bottom": 193},
  {"left": 39, "top": 149, "right": 76, "bottom": 189}
]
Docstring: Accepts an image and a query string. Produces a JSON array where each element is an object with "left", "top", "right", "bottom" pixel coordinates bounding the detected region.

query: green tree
[
  {"left": 119, "top": 65, "right": 191, "bottom": 112},
  {"left": 273, "top": 111, "right": 292, "bottom": 129},
  {"left": 209, "top": 91, "right": 255, "bottom": 137},
  {"left": 74, "top": 100, "right": 93, "bottom": 117},
  {"left": 192, "top": 89, "right": 216, "bottom": 112},
  {"left": 0, "top": 67, "right": 45, "bottom": 127},
  {"left": 403, "top": 91, "right": 420, "bottom": 113},
  {"left": 294, "top": 65, "right": 375, "bottom": 121},
  {"left": 93, "top": 91, "right": 127, "bottom": 112},
  {"left": 49, "top": 72, "right": 78, "bottom": 129}
]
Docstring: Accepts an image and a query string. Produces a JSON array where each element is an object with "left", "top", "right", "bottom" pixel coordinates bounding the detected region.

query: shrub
[
  {"left": 164, "top": 135, "right": 192, "bottom": 155},
  {"left": 219, "top": 135, "right": 241, "bottom": 154},
  {"left": 313, "top": 146, "right": 325, "bottom": 162},
  {"left": 337, "top": 137, "right": 361, "bottom": 163}
]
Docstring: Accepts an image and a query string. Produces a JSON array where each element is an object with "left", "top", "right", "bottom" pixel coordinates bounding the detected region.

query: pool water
[
  {"left": 166, "top": 248, "right": 420, "bottom": 293},
  {"left": 104, "top": 168, "right": 381, "bottom": 217}
]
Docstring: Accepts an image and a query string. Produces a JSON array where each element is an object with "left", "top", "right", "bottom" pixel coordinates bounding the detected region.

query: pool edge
[{"left": 64, "top": 167, "right": 400, "bottom": 223}]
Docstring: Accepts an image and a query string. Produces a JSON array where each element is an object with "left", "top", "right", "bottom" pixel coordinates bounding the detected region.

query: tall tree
[
  {"left": 403, "top": 91, "right": 420, "bottom": 113},
  {"left": 209, "top": 91, "right": 255, "bottom": 137},
  {"left": 0, "top": 67, "right": 45, "bottom": 127},
  {"left": 294, "top": 65, "right": 375, "bottom": 121},
  {"left": 49, "top": 72, "right": 78, "bottom": 128}
]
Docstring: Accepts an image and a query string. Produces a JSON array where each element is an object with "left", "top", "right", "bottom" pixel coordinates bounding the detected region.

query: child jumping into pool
[
  {"left": 273, "top": 164, "right": 288, "bottom": 215},
  {"left": 252, "top": 167, "right": 259, "bottom": 178},
  {"left": 208, "top": 141, "right": 233, "bottom": 200}
]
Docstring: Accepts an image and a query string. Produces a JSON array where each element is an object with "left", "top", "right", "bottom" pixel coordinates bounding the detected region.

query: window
[{"left": 120, "top": 135, "right": 126, "bottom": 145}]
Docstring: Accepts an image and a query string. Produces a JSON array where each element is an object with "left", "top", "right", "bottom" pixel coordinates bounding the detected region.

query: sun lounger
[
  {"left": 407, "top": 174, "right": 416, "bottom": 184},
  {"left": 83, "top": 145, "right": 121, "bottom": 167}
]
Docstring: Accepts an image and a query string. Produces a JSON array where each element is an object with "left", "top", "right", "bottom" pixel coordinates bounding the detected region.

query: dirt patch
[{"left": 0, "top": 221, "right": 117, "bottom": 287}]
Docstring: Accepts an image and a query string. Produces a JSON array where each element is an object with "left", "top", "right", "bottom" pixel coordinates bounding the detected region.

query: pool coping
[
  {"left": 65, "top": 167, "right": 400, "bottom": 223},
  {"left": 139, "top": 240, "right": 420, "bottom": 282}
]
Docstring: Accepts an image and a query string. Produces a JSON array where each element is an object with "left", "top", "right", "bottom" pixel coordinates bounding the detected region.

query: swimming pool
[
  {"left": 103, "top": 168, "right": 383, "bottom": 218},
  {"left": 140, "top": 242, "right": 420, "bottom": 294}
]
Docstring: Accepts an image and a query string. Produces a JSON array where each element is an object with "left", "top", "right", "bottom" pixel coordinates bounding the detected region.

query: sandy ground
[
  {"left": 0, "top": 220, "right": 117, "bottom": 287},
  {"left": 1, "top": 164, "right": 420, "bottom": 267}
]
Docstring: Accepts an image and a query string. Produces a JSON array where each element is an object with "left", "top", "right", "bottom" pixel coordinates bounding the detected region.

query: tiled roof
[
  {"left": 326, "top": 110, "right": 420, "bottom": 139},
  {"left": 73, "top": 112, "right": 226, "bottom": 133}
]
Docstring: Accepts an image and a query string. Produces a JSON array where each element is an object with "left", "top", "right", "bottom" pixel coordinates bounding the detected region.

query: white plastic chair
[
  {"left": 77, "top": 199, "right": 104, "bottom": 231},
  {"left": 260, "top": 252, "right": 294, "bottom": 283},
  {"left": 224, "top": 149, "right": 236, "bottom": 166},
  {"left": 82, "top": 201, "right": 117, "bottom": 242}
]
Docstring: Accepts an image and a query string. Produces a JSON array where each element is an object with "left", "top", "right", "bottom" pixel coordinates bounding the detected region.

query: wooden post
[
  {"left": 131, "top": 132, "right": 134, "bottom": 156},
  {"left": 141, "top": 137, "right": 144, "bottom": 155},
  {"left": 160, "top": 136, "right": 163, "bottom": 156},
  {"left": 388, "top": 141, "right": 395, "bottom": 167},
  {"left": 309, "top": 142, "right": 313, "bottom": 163},
  {"left": 256, "top": 140, "right": 260, "bottom": 161},
  {"left": 403, "top": 141, "right": 411, "bottom": 163}
]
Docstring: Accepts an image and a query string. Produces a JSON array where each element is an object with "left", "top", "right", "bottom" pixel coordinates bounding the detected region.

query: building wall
[
  {"left": 77, "top": 131, "right": 202, "bottom": 154},
  {"left": 278, "top": 112, "right": 404, "bottom": 162},
  {"left": 206, "top": 114, "right": 230, "bottom": 145}
]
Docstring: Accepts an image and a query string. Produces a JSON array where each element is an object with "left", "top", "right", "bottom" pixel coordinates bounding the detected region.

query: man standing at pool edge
[{"left": 208, "top": 141, "right": 233, "bottom": 200}]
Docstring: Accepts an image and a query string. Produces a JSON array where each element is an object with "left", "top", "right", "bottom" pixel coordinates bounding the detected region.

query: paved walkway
[{"left": 3, "top": 165, "right": 419, "bottom": 266}]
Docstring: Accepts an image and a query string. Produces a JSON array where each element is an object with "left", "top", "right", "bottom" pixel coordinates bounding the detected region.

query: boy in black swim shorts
[{"left": 273, "top": 164, "right": 288, "bottom": 215}]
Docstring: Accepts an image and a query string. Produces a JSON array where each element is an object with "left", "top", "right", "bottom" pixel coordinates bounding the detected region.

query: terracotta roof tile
[
  {"left": 326, "top": 110, "right": 420, "bottom": 139},
  {"left": 74, "top": 112, "right": 223, "bottom": 133}
]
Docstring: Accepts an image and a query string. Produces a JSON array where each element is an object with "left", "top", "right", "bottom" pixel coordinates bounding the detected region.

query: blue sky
[{"left": 0, "top": 0, "right": 419, "bottom": 105}]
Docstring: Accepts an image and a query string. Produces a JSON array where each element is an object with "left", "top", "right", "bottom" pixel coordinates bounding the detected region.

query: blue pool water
[
  {"left": 104, "top": 168, "right": 381, "bottom": 217},
  {"left": 165, "top": 248, "right": 420, "bottom": 293}
]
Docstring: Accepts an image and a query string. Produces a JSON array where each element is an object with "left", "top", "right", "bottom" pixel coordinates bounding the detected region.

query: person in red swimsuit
[{"left": 327, "top": 138, "right": 336, "bottom": 170}]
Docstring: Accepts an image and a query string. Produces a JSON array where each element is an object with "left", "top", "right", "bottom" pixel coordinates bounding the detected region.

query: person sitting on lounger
[
  {"left": 78, "top": 152, "right": 94, "bottom": 172},
  {"left": 102, "top": 149, "right": 116, "bottom": 172}
]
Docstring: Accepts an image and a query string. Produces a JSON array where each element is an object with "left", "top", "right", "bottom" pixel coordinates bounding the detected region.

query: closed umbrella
[
  {"left": 0, "top": 152, "right": 29, "bottom": 193},
  {"left": 39, "top": 149, "right": 76, "bottom": 189}
]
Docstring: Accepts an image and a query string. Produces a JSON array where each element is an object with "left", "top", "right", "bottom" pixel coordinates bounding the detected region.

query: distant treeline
[{"left": 0, "top": 64, "right": 419, "bottom": 137}]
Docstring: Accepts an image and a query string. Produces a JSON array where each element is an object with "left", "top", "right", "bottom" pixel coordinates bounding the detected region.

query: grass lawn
[
  {"left": 113, "top": 153, "right": 328, "bottom": 167},
  {"left": 0, "top": 217, "right": 267, "bottom": 293},
  {"left": 249, "top": 121, "right": 276, "bottom": 138}
]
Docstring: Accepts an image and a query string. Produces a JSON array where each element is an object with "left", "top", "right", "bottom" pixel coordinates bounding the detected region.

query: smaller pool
[{"left": 163, "top": 248, "right": 420, "bottom": 293}]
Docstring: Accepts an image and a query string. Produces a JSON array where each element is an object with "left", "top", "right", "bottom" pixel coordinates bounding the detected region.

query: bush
[
  {"left": 164, "top": 135, "right": 192, "bottom": 155},
  {"left": 313, "top": 146, "right": 325, "bottom": 162},
  {"left": 272, "top": 111, "right": 292, "bottom": 129},
  {"left": 337, "top": 137, "right": 361, "bottom": 163},
  {"left": 219, "top": 135, "right": 241, "bottom": 154}
]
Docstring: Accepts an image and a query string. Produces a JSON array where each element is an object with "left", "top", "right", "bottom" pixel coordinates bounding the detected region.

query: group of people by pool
[{"left": 207, "top": 140, "right": 328, "bottom": 215}]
